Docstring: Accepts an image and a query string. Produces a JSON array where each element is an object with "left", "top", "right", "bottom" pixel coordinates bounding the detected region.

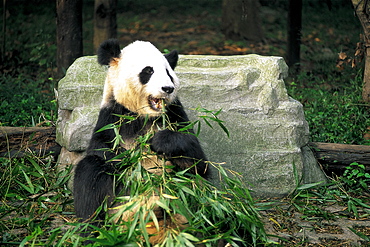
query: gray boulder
[{"left": 56, "top": 55, "right": 326, "bottom": 197}]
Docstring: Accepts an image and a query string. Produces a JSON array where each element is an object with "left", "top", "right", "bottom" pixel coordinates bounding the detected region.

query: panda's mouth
[{"left": 148, "top": 96, "right": 166, "bottom": 111}]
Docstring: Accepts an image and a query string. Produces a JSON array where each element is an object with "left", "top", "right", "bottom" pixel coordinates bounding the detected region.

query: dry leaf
[
  {"left": 338, "top": 52, "right": 347, "bottom": 60},
  {"left": 162, "top": 194, "right": 179, "bottom": 199}
]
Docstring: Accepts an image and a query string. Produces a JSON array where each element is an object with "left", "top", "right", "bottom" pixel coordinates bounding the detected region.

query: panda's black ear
[
  {"left": 97, "top": 39, "right": 121, "bottom": 65},
  {"left": 164, "top": 50, "right": 178, "bottom": 70}
]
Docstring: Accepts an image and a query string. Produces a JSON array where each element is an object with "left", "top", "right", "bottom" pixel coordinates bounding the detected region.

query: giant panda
[{"left": 73, "top": 39, "right": 208, "bottom": 244}]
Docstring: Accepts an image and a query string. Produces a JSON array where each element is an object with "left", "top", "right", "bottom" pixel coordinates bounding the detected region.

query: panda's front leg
[{"left": 149, "top": 129, "right": 208, "bottom": 177}]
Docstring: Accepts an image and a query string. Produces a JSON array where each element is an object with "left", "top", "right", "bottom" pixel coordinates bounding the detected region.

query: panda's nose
[{"left": 162, "top": 86, "right": 174, "bottom": 94}]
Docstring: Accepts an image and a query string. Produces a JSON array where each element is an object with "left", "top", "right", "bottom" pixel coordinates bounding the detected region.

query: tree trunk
[
  {"left": 221, "top": 0, "right": 263, "bottom": 42},
  {"left": 287, "top": 0, "right": 302, "bottom": 72},
  {"left": 352, "top": 0, "right": 370, "bottom": 102},
  {"left": 56, "top": 0, "right": 83, "bottom": 77},
  {"left": 1, "top": 0, "right": 7, "bottom": 63},
  {"left": 363, "top": 46, "right": 370, "bottom": 102},
  {"left": 93, "top": 0, "right": 117, "bottom": 52}
]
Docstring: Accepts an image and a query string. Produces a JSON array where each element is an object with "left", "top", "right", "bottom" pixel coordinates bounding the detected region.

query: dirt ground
[{"left": 260, "top": 202, "right": 370, "bottom": 246}]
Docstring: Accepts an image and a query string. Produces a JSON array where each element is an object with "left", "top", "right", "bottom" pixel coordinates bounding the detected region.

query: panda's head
[{"left": 98, "top": 39, "right": 179, "bottom": 116}]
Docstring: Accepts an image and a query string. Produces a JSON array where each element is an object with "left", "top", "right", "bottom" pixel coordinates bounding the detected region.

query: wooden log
[
  {"left": 0, "top": 126, "right": 60, "bottom": 159},
  {"left": 309, "top": 142, "right": 370, "bottom": 171}
]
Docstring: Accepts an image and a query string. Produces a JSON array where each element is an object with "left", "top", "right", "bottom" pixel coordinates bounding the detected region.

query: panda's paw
[
  {"left": 150, "top": 129, "right": 185, "bottom": 156},
  {"left": 150, "top": 130, "right": 208, "bottom": 176}
]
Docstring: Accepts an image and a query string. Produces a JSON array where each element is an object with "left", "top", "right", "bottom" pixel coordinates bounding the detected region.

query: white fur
[{"left": 101, "top": 41, "right": 179, "bottom": 116}]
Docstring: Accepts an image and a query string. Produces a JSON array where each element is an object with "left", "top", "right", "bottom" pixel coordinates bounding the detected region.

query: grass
[
  {"left": 0, "top": 2, "right": 57, "bottom": 126},
  {"left": 287, "top": 70, "right": 370, "bottom": 145},
  {"left": 0, "top": 155, "right": 73, "bottom": 246},
  {"left": 0, "top": 74, "right": 57, "bottom": 126}
]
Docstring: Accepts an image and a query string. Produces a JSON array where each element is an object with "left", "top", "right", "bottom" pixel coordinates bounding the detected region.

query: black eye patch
[
  {"left": 166, "top": 69, "right": 174, "bottom": 84},
  {"left": 139, "top": 66, "right": 154, "bottom": 84}
]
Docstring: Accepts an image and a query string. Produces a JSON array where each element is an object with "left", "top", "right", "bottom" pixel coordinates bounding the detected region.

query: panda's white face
[{"left": 103, "top": 41, "right": 179, "bottom": 116}]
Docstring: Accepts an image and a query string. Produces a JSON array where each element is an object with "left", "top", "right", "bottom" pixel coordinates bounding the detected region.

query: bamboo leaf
[
  {"left": 155, "top": 199, "right": 170, "bottom": 211},
  {"left": 21, "top": 169, "right": 35, "bottom": 193},
  {"left": 178, "top": 121, "right": 197, "bottom": 132},
  {"left": 217, "top": 121, "right": 230, "bottom": 137},
  {"left": 16, "top": 180, "right": 34, "bottom": 194},
  {"left": 96, "top": 123, "right": 116, "bottom": 132},
  {"left": 162, "top": 193, "right": 179, "bottom": 199},
  {"left": 27, "top": 157, "right": 44, "bottom": 176},
  {"left": 181, "top": 186, "right": 196, "bottom": 196}
]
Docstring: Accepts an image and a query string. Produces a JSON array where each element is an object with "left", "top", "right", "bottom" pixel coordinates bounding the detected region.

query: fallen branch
[
  {"left": 0, "top": 126, "right": 60, "bottom": 159},
  {"left": 309, "top": 142, "right": 370, "bottom": 171}
]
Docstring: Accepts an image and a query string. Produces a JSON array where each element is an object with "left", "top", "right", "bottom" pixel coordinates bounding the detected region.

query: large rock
[{"left": 56, "top": 55, "right": 326, "bottom": 197}]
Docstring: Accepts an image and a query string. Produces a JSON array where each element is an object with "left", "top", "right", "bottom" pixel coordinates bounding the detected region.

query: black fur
[
  {"left": 164, "top": 50, "right": 178, "bottom": 70},
  {"left": 73, "top": 101, "right": 124, "bottom": 221},
  {"left": 139, "top": 66, "right": 154, "bottom": 84},
  {"left": 97, "top": 39, "right": 121, "bottom": 65},
  {"left": 166, "top": 69, "right": 174, "bottom": 84},
  {"left": 73, "top": 46, "right": 207, "bottom": 223}
]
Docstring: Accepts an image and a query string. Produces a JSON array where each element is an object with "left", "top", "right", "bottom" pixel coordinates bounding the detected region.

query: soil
[
  {"left": 260, "top": 201, "right": 370, "bottom": 246},
  {"left": 113, "top": 5, "right": 288, "bottom": 58}
]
